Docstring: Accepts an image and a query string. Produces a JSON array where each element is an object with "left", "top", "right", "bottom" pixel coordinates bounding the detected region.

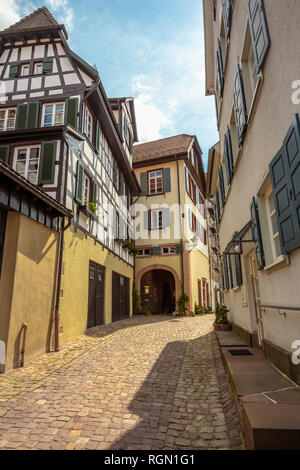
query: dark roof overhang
[{"left": 0, "top": 24, "right": 68, "bottom": 43}]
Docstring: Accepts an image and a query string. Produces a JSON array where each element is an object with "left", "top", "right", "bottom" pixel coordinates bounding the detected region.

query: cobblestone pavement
[{"left": 0, "top": 315, "right": 243, "bottom": 450}]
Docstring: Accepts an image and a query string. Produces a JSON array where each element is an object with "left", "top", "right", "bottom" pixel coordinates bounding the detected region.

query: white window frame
[
  {"left": 148, "top": 170, "right": 163, "bottom": 195},
  {"left": 42, "top": 102, "right": 65, "bottom": 127},
  {"left": 265, "top": 186, "right": 281, "bottom": 263},
  {"left": 84, "top": 106, "right": 93, "bottom": 142},
  {"left": 21, "top": 63, "right": 30, "bottom": 76},
  {"left": 0, "top": 107, "right": 16, "bottom": 131},
  {"left": 137, "top": 248, "right": 151, "bottom": 257},
  {"left": 161, "top": 246, "right": 177, "bottom": 255},
  {"left": 151, "top": 209, "right": 163, "bottom": 230},
  {"left": 34, "top": 62, "right": 43, "bottom": 75},
  {"left": 13, "top": 145, "right": 41, "bottom": 184},
  {"left": 83, "top": 172, "right": 92, "bottom": 202}
]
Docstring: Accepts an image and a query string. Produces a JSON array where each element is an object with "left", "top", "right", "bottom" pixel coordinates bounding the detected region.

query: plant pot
[{"left": 214, "top": 323, "right": 231, "bottom": 331}]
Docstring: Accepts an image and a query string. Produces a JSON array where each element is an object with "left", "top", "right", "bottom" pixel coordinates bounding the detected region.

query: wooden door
[
  {"left": 112, "top": 272, "right": 130, "bottom": 322},
  {"left": 88, "top": 261, "right": 105, "bottom": 329}
]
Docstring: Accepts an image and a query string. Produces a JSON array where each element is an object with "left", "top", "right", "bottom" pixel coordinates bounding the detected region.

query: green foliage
[
  {"left": 194, "top": 303, "right": 204, "bottom": 315},
  {"left": 132, "top": 282, "right": 141, "bottom": 315},
  {"left": 122, "top": 240, "right": 139, "bottom": 255},
  {"left": 141, "top": 303, "right": 153, "bottom": 316},
  {"left": 177, "top": 293, "right": 190, "bottom": 314},
  {"left": 215, "top": 303, "right": 229, "bottom": 324},
  {"left": 84, "top": 200, "right": 97, "bottom": 214}
]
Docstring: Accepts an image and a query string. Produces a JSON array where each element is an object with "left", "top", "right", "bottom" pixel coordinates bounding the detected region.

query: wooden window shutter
[
  {"left": 214, "top": 95, "right": 219, "bottom": 130},
  {"left": 27, "top": 102, "right": 39, "bottom": 129},
  {"left": 163, "top": 208, "right": 170, "bottom": 228},
  {"left": 140, "top": 172, "right": 148, "bottom": 196},
  {"left": 224, "top": 127, "right": 234, "bottom": 185},
  {"left": 224, "top": 133, "right": 231, "bottom": 185},
  {"left": 185, "top": 167, "right": 190, "bottom": 194},
  {"left": 151, "top": 246, "right": 160, "bottom": 256},
  {"left": 75, "top": 160, "right": 84, "bottom": 204},
  {"left": 95, "top": 120, "right": 100, "bottom": 153},
  {"left": 228, "top": 254, "right": 234, "bottom": 289},
  {"left": 198, "top": 280, "right": 202, "bottom": 306},
  {"left": 176, "top": 243, "right": 183, "bottom": 254},
  {"left": 233, "top": 66, "right": 248, "bottom": 146},
  {"left": 163, "top": 167, "right": 171, "bottom": 192},
  {"left": 223, "top": 256, "right": 229, "bottom": 290},
  {"left": 16, "top": 104, "right": 28, "bottom": 130},
  {"left": 219, "top": 166, "right": 225, "bottom": 207},
  {"left": 0, "top": 145, "right": 10, "bottom": 164},
  {"left": 250, "top": 197, "right": 265, "bottom": 269},
  {"left": 235, "top": 254, "right": 243, "bottom": 286},
  {"left": 65, "top": 98, "right": 79, "bottom": 130},
  {"left": 144, "top": 210, "right": 149, "bottom": 230},
  {"left": 38, "top": 141, "right": 57, "bottom": 185},
  {"left": 248, "top": 0, "right": 270, "bottom": 72},
  {"left": 269, "top": 114, "right": 300, "bottom": 253},
  {"left": 42, "top": 58, "right": 53, "bottom": 74},
  {"left": 211, "top": 0, "right": 216, "bottom": 21},
  {"left": 113, "top": 160, "right": 118, "bottom": 188},
  {"left": 222, "top": 0, "right": 232, "bottom": 40},
  {"left": 9, "top": 63, "right": 19, "bottom": 78},
  {"left": 216, "top": 39, "right": 224, "bottom": 98}
]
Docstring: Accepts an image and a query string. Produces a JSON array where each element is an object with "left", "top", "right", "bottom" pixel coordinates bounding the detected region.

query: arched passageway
[{"left": 140, "top": 269, "right": 176, "bottom": 314}]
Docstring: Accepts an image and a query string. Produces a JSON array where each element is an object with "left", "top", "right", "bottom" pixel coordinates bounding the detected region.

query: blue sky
[{"left": 0, "top": 0, "right": 218, "bottom": 167}]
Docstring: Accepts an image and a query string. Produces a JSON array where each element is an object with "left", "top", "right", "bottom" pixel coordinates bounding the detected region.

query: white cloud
[
  {"left": 45, "top": 0, "right": 74, "bottom": 31},
  {"left": 0, "top": 0, "right": 21, "bottom": 29}
]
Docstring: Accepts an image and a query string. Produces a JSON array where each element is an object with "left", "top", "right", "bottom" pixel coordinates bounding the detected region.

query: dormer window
[
  {"left": 84, "top": 106, "right": 93, "bottom": 142},
  {"left": 21, "top": 64, "right": 30, "bottom": 76},
  {"left": 42, "top": 103, "right": 65, "bottom": 127},
  {"left": 0, "top": 108, "right": 16, "bottom": 131},
  {"left": 34, "top": 62, "right": 43, "bottom": 75}
]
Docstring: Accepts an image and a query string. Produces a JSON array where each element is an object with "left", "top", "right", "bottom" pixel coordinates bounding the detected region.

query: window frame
[
  {"left": 148, "top": 169, "right": 164, "bottom": 195},
  {"left": 161, "top": 245, "right": 177, "bottom": 256},
  {"left": 83, "top": 172, "right": 92, "bottom": 203},
  {"left": 0, "top": 107, "right": 17, "bottom": 131},
  {"left": 20, "top": 63, "right": 30, "bottom": 76},
  {"left": 34, "top": 62, "right": 43, "bottom": 75},
  {"left": 13, "top": 144, "right": 41, "bottom": 184},
  {"left": 150, "top": 208, "right": 163, "bottom": 230},
  {"left": 84, "top": 105, "right": 93, "bottom": 143},
  {"left": 41, "top": 102, "right": 65, "bottom": 128},
  {"left": 265, "top": 186, "right": 282, "bottom": 263}
]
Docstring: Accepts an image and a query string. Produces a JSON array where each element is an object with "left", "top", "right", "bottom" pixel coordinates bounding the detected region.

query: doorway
[
  {"left": 141, "top": 269, "right": 176, "bottom": 314},
  {"left": 248, "top": 252, "right": 264, "bottom": 346},
  {"left": 87, "top": 261, "right": 105, "bottom": 329}
]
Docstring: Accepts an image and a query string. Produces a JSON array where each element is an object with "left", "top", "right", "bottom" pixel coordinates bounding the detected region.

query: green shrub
[
  {"left": 141, "top": 303, "right": 153, "bottom": 316},
  {"left": 132, "top": 282, "right": 141, "bottom": 314},
  {"left": 177, "top": 293, "right": 190, "bottom": 314},
  {"left": 215, "top": 303, "right": 229, "bottom": 324}
]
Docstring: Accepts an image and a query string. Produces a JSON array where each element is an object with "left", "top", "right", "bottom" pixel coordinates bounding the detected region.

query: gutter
[{"left": 175, "top": 156, "right": 185, "bottom": 294}]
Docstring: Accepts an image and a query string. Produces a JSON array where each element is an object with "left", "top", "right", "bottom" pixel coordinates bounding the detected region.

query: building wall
[
  {"left": 188, "top": 248, "right": 211, "bottom": 311},
  {"left": 59, "top": 224, "right": 133, "bottom": 345},
  {"left": 206, "top": 0, "right": 300, "bottom": 353},
  {"left": 0, "top": 213, "right": 59, "bottom": 371}
]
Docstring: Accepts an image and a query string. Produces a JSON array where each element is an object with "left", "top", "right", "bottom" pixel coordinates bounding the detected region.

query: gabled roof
[
  {"left": 133, "top": 134, "right": 194, "bottom": 163},
  {"left": 108, "top": 97, "right": 139, "bottom": 143},
  {"left": 0, "top": 6, "right": 68, "bottom": 39}
]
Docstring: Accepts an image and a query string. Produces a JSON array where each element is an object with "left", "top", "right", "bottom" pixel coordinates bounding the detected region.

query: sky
[{"left": 0, "top": 0, "right": 218, "bottom": 167}]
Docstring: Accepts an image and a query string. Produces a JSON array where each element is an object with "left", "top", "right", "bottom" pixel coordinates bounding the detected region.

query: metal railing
[{"left": 260, "top": 303, "right": 300, "bottom": 318}]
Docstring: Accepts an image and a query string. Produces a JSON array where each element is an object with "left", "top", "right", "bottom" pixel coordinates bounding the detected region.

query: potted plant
[
  {"left": 141, "top": 303, "right": 153, "bottom": 316},
  {"left": 177, "top": 293, "right": 190, "bottom": 316},
  {"left": 79, "top": 200, "right": 98, "bottom": 219},
  {"left": 121, "top": 240, "right": 139, "bottom": 255},
  {"left": 214, "top": 304, "right": 231, "bottom": 331}
]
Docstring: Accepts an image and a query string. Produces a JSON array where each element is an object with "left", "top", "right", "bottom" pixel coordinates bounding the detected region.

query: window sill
[
  {"left": 79, "top": 204, "right": 97, "bottom": 220},
  {"left": 233, "top": 286, "right": 241, "bottom": 293},
  {"left": 264, "top": 255, "right": 290, "bottom": 274}
]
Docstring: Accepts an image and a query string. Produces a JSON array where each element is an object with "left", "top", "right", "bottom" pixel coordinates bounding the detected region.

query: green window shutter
[
  {"left": 92, "top": 180, "right": 98, "bottom": 204},
  {"left": 75, "top": 160, "right": 84, "bottom": 204},
  {"left": 176, "top": 243, "right": 183, "bottom": 254},
  {"left": 151, "top": 246, "right": 160, "bottom": 256},
  {"left": 144, "top": 210, "right": 149, "bottom": 230},
  {"left": 140, "top": 172, "right": 148, "bottom": 196},
  {"left": 212, "top": 0, "right": 216, "bottom": 21},
  {"left": 269, "top": 114, "right": 300, "bottom": 254},
  {"left": 113, "top": 160, "right": 118, "bottom": 188},
  {"left": 163, "top": 167, "right": 171, "bottom": 193},
  {"left": 224, "top": 128, "right": 234, "bottom": 185},
  {"left": 224, "top": 133, "right": 230, "bottom": 185},
  {"left": 9, "top": 63, "right": 19, "bottom": 78},
  {"left": 95, "top": 120, "right": 100, "bottom": 152},
  {"left": 222, "top": 0, "right": 232, "bottom": 40},
  {"left": 120, "top": 173, "right": 124, "bottom": 196},
  {"left": 248, "top": 0, "right": 270, "bottom": 72},
  {"left": 219, "top": 166, "right": 225, "bottom": 207},
  {"left": 235, "top": 254, "right": 243, "bottom": 287},
  {"left": 65, "top": 98, "right": 79, "bottom": 130},
  {"left": 0, "top": 145, "right": 10, "bottom": 164},
  {"left": 38, "top": 141, "right": 57, "bottom": 185},
  {"left": 185, "top": 167, "right": 190, "bottom": 194},
  {"left": 215, "top": 189, "right": 221, "bottom": 226},
  {"left": 233, "top": 65, "right": 248, "bottom": 146},
  {"left": 250, "top": 197, "right": 265, "bottom": 269},
  {"left": 216, "top": 39, "right": 224, "bottom": 99},
  {"left": 42, "top": 58, "right": 53, "bottom": 74},
  {"left": 223, "top": 256, "right": 229, "bottom": 290},
  {"left": 16, "top": 104, "right": 28, "bottom": 130},
  {"left": 228, "top": 254, "right": 234, "bottom": 289},
  {"left": 27, "top": 102, "right": 39, "bottom": 129}
]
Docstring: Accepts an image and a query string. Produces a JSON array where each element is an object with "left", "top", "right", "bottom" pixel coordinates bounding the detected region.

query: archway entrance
[{"left": 141, "top": 269, "right": 176, "bottom": 314}]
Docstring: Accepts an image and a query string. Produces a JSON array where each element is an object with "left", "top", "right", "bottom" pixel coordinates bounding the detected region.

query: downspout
[
  {"left": 53, "top": 216, "right": 72, "bottom": 352},
  {"left": 175, "top": 156, "right": 185, "bottom": 294}
]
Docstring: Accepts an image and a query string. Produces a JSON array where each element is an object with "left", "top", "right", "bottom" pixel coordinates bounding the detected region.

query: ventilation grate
[{"left": 229, "top": 349, "right": 253, "bottom": 356}]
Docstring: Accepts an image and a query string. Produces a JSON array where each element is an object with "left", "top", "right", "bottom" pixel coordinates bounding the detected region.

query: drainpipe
[
  {"left": 53, "top": 216, "right": 72, "bottom": 352},
  {"left": 175, "top": 156, "right": 185, "bottom": 294}
]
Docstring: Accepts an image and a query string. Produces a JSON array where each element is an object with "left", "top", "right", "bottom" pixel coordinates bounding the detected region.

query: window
[
  {"left": 21, "top": 64, "right": 30, "bottom": 76},
  {"left": 0, "top": 108, "right": 16, "bottom": 131},
  {"left": 137, "top": 248, "right": 151, "bottom": 257},
  {"left": 84, "top": 106, "right": 93, "bottom": 142},
  {"left": 34, "top": 62, "right": 43, "bottom": 75},
  {"left": 148, "top": 170, "right": 163, "bottom": 195},
  {"left": 42, "top": 103, "right": 64, "bottom": 127},
  {"left": 190, "top": 148, "right": 195, "bottom": 167},
  {"left": 83, "top": 172, "right": 92, "bottom": 202},
  {"left": 151, "top": 209, "right": 163, "bottom": 230},
  {"left": 265, "top": 188, "right": 282, "bottom": 262},
  {"left": 161, "top": 246, "right": 177, "bottom": 255},
  {"left": 13, "top": 146, "right": 40, "bottom": 184},
  {"left": 241, "top": 24, "right": 258, "bottom": 113}
]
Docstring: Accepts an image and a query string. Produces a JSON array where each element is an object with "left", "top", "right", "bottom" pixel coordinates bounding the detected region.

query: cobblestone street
[{"left": 0, "top": 315, "right": 243, "bottom": 450}]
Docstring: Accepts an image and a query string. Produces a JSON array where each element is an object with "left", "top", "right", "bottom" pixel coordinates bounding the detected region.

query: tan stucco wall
[
  {"left": 0, "top": 213, "right": 59, "bottom": 371},
  {"left": 189, "top": 249, "right": 210, "bottom": 311},
  {"left": 208, "top": 0, "right": 300, "bottom": 351},
  {"left": 59, "top": 225, "right": 133, "bottom": 345}
]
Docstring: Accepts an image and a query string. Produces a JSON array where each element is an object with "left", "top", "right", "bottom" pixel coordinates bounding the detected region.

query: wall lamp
[{"left": 223, "top": 231, "right": 254, "bottom": 257}]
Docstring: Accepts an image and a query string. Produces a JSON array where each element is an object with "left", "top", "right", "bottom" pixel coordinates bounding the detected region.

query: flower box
[{"left": 214, "top": 323, "right": 231, "bottom": 331}]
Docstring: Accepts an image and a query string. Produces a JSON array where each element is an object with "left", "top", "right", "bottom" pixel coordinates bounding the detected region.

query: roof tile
[
  {"left": 133, "top": 134, "right": 193, "bottom": 163},
  {"left": 3, "top": 7, "right": 59, "bottom": 32}
]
